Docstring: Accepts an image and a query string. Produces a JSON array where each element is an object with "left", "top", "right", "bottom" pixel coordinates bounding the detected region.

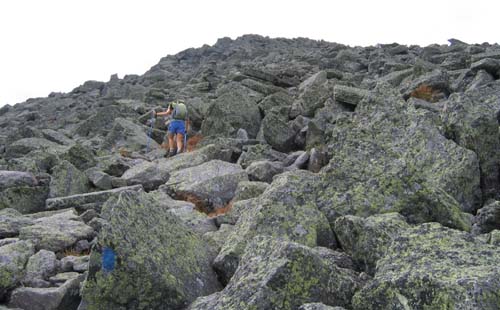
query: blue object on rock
[{"left": 102, "top": 247, "right": 116, "bottom": 273}]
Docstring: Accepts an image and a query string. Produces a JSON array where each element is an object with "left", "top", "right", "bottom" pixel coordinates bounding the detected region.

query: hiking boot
[{"left": 165, "top": 149, "right": 177, "bottom": 158}]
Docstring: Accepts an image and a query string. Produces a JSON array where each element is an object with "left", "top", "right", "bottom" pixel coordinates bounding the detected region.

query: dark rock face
[{"left": 1, "top": 35, "right": 500, "bottom": 309}]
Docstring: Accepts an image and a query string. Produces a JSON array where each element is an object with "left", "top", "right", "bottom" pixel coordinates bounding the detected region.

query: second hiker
[{"left": 155, "top": 100, "right": 188, "bottom": 157}]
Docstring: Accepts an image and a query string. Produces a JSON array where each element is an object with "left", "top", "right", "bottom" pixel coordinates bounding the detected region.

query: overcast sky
[{"left": 1, "top": 0, "right": 498, "bottom": 107}]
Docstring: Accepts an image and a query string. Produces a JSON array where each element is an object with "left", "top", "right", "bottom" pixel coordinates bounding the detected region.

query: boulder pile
[{"left": 1, "top": 35, "right": 500, "bottom": 309}]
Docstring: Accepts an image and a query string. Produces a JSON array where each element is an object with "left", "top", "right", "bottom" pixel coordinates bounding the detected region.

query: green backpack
[{"left": 170, "top": 101, "right": 188, "bottom": 120}]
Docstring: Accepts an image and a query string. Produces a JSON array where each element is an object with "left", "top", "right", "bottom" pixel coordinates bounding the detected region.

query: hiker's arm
[{"left": 156, "top": 107, "right": 172, "bottom": 116}]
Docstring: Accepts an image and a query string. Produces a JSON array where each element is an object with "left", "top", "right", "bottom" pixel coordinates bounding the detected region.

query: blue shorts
[{"left": 168, "top": 120, "right": 185, "bottom": 135}]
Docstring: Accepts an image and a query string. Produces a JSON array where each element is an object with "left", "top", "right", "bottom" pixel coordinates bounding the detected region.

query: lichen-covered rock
[
  {"left": 214, "top": 170, "right": 334, "bottom": 283},
  {"left": 40, "top": 129, "right": 74, "bottom": 146},
  {"left": 165, "top": 160, "right": 248, "bottom": 212},
  {"left": 60, "top": 143, "right": 97, "bottom": 171},
  {"left": 121, "top": 144, "right": 221, "bottom": 190},
  {"left": 101, "top": 117, "right": 159, "bottom": 153},
  {"left": 472, "top": 200, "right": 500, "bottom": 235},
  {"left": 81, "top": 190, "right": 221, "bottom": 310},
  {"left": 0, "top": 241, "right": 35, "bottom": 300},
  {"left": 8, "top": 272, "right": 85, "bottom": 310},
  {"left": 261, "top": 107, "right": 299, "bottom": 152},
  {"left": 0, "top": 171, "right": 38, "bottom": 190},
  {"left": 352, "top": 223, "right": 500, "bottom": 310},
  {"left": 316, "top": 84, "right": 479, "bottom": 229},
  {"left": 49, "top": 160, "right": 90, "bottom": 198},
  {"left": 245, "top": 160, "right": 284, "bottom": 183},
  {"left": 334, "top": 213, "right": 410, "bottom": 274},
  {"left": 202, "top": 82, "right": 262, "bottom": 138},
  {"left": 293, "top": 71, "right": 331, "bottom": 117},
  {"left": 0, "top": 209, "right": 33, "bottom": 238},
  {"left": 333, "top": 85, "right": 369, "bottom": 106},
  {"left": 236, "top": 143, "right": 288, "bottom": 169},
  {"left": 23, "top": 250, "right": 58, "bottom": 286},
  {"left": 259, "top": 92, "right": 293, "bottom": 115},
  {"left": 232, "top": 181, "right": 269, "bottom": 202},
  {"left": 216, "top": 198, "right": 256, "bottom": 226},
  {"left": 0, "top": 172, "right": 50, "bottom": 214},
  {"left": 190, "top": 236, "right": 362, "bottom": 310},
  {"left": 5, "top": 138, "right": 67, "bottom": 159},
  {"left": 84, "top": 168, "right": 113, "bottom": 190},
  {"left": 18, "top": 209, "right": 94, "bottom": 252},
  {"left": 6, "top": 150, "right": 59, "bottom": 174},
  {"left": 72, "top": 105, "right": 137, "bottom": 139},
  {"left": 442, "top": 83, "right": 500, "bottom": 200}
]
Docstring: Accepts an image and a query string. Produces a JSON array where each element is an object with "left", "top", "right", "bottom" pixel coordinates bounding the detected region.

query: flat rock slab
[
  {"left": 8, "top": 273, "right": 84, "bottom": 310},
  {"left": 165, "top": 160, "right": 248, "bottom": 212},
  {"left": 45, "top": 185, "right": 143, "bottom": 212},
  {"left": 18, "top": 210, "right": 94, "bottom": 252}
]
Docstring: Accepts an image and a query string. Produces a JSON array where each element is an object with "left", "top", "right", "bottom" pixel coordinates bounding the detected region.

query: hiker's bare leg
[
  {"left": 176, "top": 133, "right": 184, "bottom": 153},
  {"left": 168, "top": 133, "right": 176, "bottom": 152}
]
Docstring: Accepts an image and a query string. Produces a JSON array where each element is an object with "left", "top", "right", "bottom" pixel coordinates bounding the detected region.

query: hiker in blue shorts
[{"left": 156, "top": 100, "right": 188, "bottom": 157}]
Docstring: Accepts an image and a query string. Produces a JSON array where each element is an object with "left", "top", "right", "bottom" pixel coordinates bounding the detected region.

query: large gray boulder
[
  {"left": 236, "top": 143, "right": 287, "bottom": 169},
  {"left": 214, "top": 171, "right": 334, "bottom": 284},
  {"left": 18, "top": 209, "right": 94, "bottom": 252},
  {"left": 8, "top": 272, "right": 84, "bottom": 310},
  {"left": 49, "top": 160, "right": 90, "bottom": 198},
  {"left": 333, "top": 85, "right": 369, "bottom": 106},
  {"left": 0, "top": 171, "right": 38, "bottom": 189},
  {"left": 316, "top": 84, "right": 479, "bottom": 230},
  {"left": 202, "top": 83, "right": 262, "bottom": 138},
  {"left": 442, "top": 83, "right": 500, "bottom": 200},
  {"left": 232, "top": 180, "right": 269, "bottom": 202},
  {"left": 299, "top": 304, "right": 346, "bottom": 310},
  {"left": 121, "top": 144, "right": 222, "bottom": 190},
  {"left": 0, "top": 241, "right": 35, "bottom": 300},
  {"left": 5, "top": 138, "right": 67, "bottom": 159},
  {"left": 0, "top": 209, "right": 33, "bottom": 238},
  {"left": 101, "top": 117, "right": 159, "bottom": 153},
  {"left": 0, "top": 171, "right": 50, "bottom": 214},
  {"left": 190, "top": 236, "right": 363, "bottom": 310},
  {"left": 60, "top": 144, "right": 97, "bottom": 171},
  {"left": 353, "top": 223, "right": 500, "bottom": 310},
  {"left": 164, "top": 160, "right": 248, "bottom": 212},
  {"left": 259, "top": 92, "right": 294, "bottom": 115},
  {"left": 72, "top": 105, "right": 137, "bottom": 138},
  {"left": 23, "top": 250, "right": 58, "bottom": 287},
  {"left": 334, "top": 213, "right": 410, "bottom": 275},
  {"left": 81, "top": 190, "right": 221, "bottom": 309},
  {"left": 261, "top": 107, "right": 300, "bottom": 152},
  {"left": 245, "top": 160, "right": 284, "bottom": 183},
  {"left": 293, "top": 71, "right": 331, "bottom": 117},
  {"left": 147, "top": 189, "right": 217, "bottom": 235}
]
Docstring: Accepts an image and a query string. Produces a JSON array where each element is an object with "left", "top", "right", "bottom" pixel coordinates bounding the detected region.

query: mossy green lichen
[{"left": 81, "top": 190, "right": 220, "bottom": 309}]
